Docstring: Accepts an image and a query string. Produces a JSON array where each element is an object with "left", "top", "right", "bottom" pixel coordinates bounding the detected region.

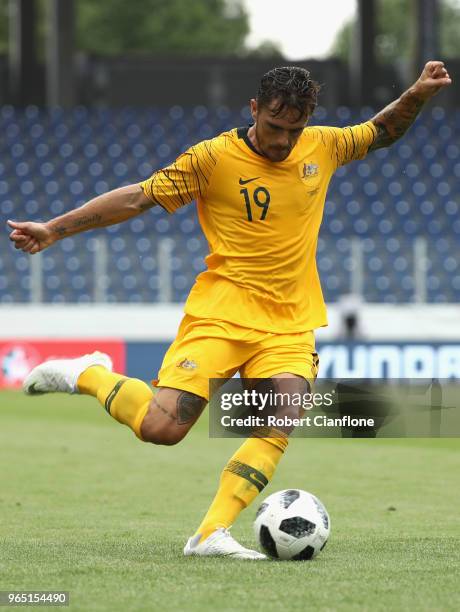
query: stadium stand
[{"left": 1, "top": 105, "right": 459, "bottom": 304}]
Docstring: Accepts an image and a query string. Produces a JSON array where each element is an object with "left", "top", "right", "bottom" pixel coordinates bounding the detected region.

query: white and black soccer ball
[{"left": 254, "top": 489, "right": 330, "bottom": 560}]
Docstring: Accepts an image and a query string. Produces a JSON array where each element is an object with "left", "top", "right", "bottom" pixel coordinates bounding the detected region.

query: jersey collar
[{"left": 236, "top": 125, "right": 264, "bottom": 157}]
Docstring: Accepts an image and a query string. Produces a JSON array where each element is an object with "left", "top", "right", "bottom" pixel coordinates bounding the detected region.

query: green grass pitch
[{"left": 1, "top": 390, "right": 459, "bottom": 612}]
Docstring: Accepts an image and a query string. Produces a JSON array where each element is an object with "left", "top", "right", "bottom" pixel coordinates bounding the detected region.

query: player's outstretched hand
[
  {"left": 7, "top": 219, "right": 56, "bottom": 254},
  {"left": 414, "top": 61, "right": 452, "bottom": 100}
]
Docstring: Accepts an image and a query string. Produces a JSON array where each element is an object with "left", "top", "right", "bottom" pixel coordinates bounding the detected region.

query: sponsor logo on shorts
[{"left": 176, "top": 358, "right": 198, "bottom": 370}]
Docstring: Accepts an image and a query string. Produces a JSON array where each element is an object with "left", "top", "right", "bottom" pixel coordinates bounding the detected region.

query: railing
[{"left": 20, "top": 236, "right": 434, "bottom": 304}]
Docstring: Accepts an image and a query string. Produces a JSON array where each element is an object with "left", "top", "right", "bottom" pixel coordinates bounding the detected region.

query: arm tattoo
[
  {"left": 176, "top": 392, "right": 206, "bottom": 425},
  {"left": 152, "top": 397, "right": 176, "bottom": 422},
  {"left": 51, "top": 214, "right": 103, "bottom": 238},
  {"left": 70, "top": 214, "right": 102, "bottom": 229},
  {"left": 369, "top": 89, "right": 425, "bottom": 151}
]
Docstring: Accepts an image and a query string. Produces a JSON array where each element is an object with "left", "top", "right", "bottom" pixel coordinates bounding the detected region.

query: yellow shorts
[{"left": 154, "top": 315, "right": 319, "bottom": 399}]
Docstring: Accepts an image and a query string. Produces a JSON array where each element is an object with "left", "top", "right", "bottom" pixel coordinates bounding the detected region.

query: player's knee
[
  {"left": 141, "top": 422, "right": 186, "bottom": 446},
  {"left": 153, "top": 429, "right": 186, "bottom": 446},
  {"left": 254, "top": 375, "right": 310, "bottom": 421},
  {"left": 139, "top": 390, "right": 206, "bottom": 446}
]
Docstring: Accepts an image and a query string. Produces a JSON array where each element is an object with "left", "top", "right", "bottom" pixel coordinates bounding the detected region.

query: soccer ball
[{"left": 254, "top": 489, "right": 330, "bottom": 560}]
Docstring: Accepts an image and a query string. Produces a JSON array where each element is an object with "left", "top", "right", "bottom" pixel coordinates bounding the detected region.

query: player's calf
[{"left": 140, "top": 387, "right": 207, "bottom": 446}]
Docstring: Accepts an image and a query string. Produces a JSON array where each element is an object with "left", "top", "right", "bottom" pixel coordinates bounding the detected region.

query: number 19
[{"left": 240, "top": 187, "right": 271, "bottom": 221}]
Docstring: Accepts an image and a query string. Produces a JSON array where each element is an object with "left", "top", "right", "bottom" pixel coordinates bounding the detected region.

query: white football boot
[
  {"left": 184, "top": 528, "right": 267, "bottom": 560},
  {"left": 23, "top": 351, "right": 113, "bottom": 395}
]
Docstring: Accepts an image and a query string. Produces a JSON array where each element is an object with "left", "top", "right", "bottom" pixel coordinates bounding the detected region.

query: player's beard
[
  {"left": 266, "top": 146, "right": 292, "bottom": 162},
  {"left": 255, "top": 124, "right": 292, "bottom": 162}
]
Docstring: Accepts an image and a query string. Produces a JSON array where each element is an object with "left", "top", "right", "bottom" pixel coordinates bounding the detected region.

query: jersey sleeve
[
  {"left": 140, "top": 139, "right": 219, "bottom": 213},
  {"left": 321, "top": 120, "right": 377, "bottom": 168}
]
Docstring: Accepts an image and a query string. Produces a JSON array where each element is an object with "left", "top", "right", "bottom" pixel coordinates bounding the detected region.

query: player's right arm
[
  {"left": 7, "top": 183, "right": 153, "bottom": 254},
  {"left": 8, "top": 137, "right": 218, "bottom": 255}
]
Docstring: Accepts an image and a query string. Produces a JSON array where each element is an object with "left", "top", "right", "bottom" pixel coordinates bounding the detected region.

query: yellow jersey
[{"left": 140, "top": 122, "right": 377, "bottom": 333}]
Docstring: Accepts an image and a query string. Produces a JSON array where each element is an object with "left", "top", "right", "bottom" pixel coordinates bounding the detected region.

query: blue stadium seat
[{"left": 1, "top": 106, "right": 459, "bottom": 304}]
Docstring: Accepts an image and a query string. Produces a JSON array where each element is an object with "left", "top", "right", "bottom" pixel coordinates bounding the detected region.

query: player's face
[{"left": 250, "top": 98, "right": 310, "bottom": 162}]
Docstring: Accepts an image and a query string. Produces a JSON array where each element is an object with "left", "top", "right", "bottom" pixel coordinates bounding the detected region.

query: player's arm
[
  {"left": 7, "top": 183, "right": 153, "bottom": 254},
  {"left": 8, "top": 137, "right": 218, "bottom": 255},
  {"left": 369, "top": 60, "right": 452, "bottom": 151}
]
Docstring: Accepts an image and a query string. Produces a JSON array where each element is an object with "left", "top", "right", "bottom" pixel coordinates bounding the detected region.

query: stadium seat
[{"left": 1, "top": 106, "right": 459, "bottom": 304}]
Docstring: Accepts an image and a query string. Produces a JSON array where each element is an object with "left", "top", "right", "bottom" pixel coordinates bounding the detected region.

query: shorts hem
[
  {"left": 246, "top": 367, "right": 317, "bottom": 381},
  {"left": 155, "top": 379, "right": 210, "bottom": 400}
]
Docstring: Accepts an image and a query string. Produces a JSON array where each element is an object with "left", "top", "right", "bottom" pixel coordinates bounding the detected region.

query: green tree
[
  {"left": 0, "top": 0, "right": 282, "bottom": 59},
  {"left": 329, "top": 0, "right": 460, "bottom": 63},
  {"left": 76, "top": 0, "right": 250, "bottom": 56},
  {"left": 244, "top": 39, "right": 283, "bottom": 59}
]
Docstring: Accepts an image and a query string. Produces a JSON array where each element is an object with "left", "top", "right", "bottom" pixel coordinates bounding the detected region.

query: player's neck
[{"left": 247, "top": 124, "right": 263, "bottom": 155}]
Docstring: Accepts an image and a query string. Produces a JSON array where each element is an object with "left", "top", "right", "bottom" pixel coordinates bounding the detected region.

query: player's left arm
[{"left": 369, "top": 61, "right": 452, "bottom": 151}]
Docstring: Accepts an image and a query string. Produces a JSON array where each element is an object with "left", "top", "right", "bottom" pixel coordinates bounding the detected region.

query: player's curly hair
[{"left": 257, "top": 66, "right": 321, "bottom": 119}]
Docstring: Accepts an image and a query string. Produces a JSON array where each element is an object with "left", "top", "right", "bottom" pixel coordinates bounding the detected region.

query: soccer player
[{"left": 7, "top": 62, "right": 451, "bottom": 559}]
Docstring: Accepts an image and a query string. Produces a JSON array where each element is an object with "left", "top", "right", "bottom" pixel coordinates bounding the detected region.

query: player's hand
[
  {"left": 413, "top": 61, "right": 452, "bottom": 100},
  {"left": 7, "top": 219, "right": 56, "bottom": 254}
]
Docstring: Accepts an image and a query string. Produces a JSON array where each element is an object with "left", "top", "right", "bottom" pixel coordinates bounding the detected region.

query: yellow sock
[
  {"left": 77, "top": 366, "right": 152, "bottom": 440},
  {"left": 195, "top": 431, "right": 288, "bottom": 542}
]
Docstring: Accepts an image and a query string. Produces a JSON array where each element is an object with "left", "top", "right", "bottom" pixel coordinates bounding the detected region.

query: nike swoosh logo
[
  {"left": 250, "top": 472, "right": 265, "bottom": 485},
  {"left": 239, "top": 177, "right": 260, "bottom": 185}
]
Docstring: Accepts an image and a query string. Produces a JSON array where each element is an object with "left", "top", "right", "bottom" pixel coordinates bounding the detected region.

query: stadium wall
[
  {"left": 1, "top": 304, "right": 459, "bottom": 340},
  {"left": 2, "top": 54, "right": 459, "bottom": 108},
  {"left": 1, "top": 304, "right": 459, "bottom": 387}
]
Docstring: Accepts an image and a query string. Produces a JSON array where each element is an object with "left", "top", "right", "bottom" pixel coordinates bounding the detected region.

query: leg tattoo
[{"left": 176, "top": 392, "right": 206, "bottom": 425}]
